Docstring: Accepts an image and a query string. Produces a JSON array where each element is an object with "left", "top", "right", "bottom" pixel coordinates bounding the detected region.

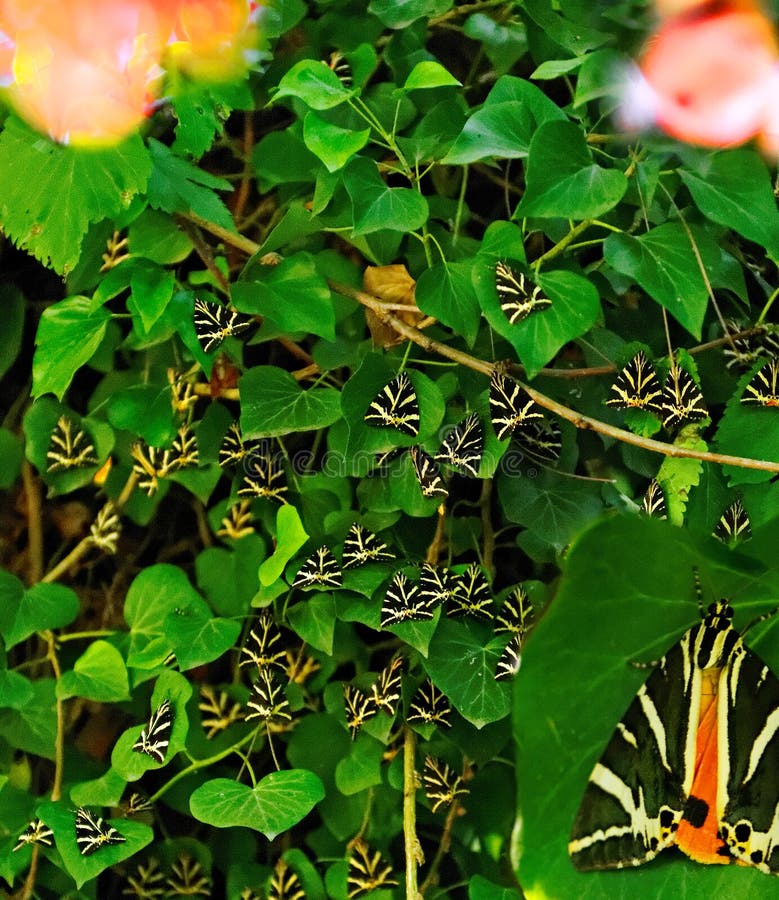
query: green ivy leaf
[
  {"left": 1, "top": 582, "right": 80, "bottom": 649},
  {"left": 37, "top": 800, "right": 152, "bottom": 889},
  {"left": 240, "top": 366, "right": 342, "bottom": 438},
  {"left": 416, "top": 260, "right": 481, "bottom": 347},
  {"left": 368, "top": 0, "right": 449, "bottom": 28},
  {"left": 32, "top": 297, "right": 111, "bottom": 400},
  {"left": 189, "top": 770, "right": 325, "bottom": 839},
  {"left": 124, "top": 565, "right": 204, "bottom": 669},
  {"left": 401, "top": 61, "right": 461, "bottom": 91},
  {"left": 425, "top": 618, "right": 510, "bottom": 728},
  {"left": 469, "top": 874, "right": 522, "bottom": 900},
  {"left": 443, "top": 84, "right": 566, "bottom": 164},
  {"left": 146, "top": 139, "right": 235, "bottom": 234},
  {"left": 344, "top": 157, "right": 429, "bottom": 235},
  {"left": 275, "top": 60, "right": 353, "bottom": 109},
  {"left": 57, "top": 641, "right": 130, "bottom": 702},
  {"left": 196, "top": 537, "right": 266, "bottom": 617},
  {"left": 521, "top": 0, "right": 613, "bottom": 53},
  {"left": 498, "top": 467, "right": 604, "bottom": 549},
  {"left": 604, "top": 223, "right": 725, "bottom": 338},
  {"left": 233, "top": 253, "right": 335, "bottom": 340},
  {"left": 287, "top": 593, "right": 336, "bottom": 654},
  {"left": 516, "top": 121, "right": 626, "bottom": 219},
  {"left": 259, "top": 506, "right": 309, "bottom": 586},
  {"left": 164, "top": 599, "right": 241, "bottom": 671},
  {"left": 678, "top": 150, "right": 779, "bottom": 258},
  {"left": 0, "top": 671, "right": 34, "bottom": 709},
  {"left": 0, "top": 678, "right": 57, "bottom": 759},
  {"left": 335, "top": 739, "right": 384, "bottom": 795},
  {"left": 106, "top": 383, "right": 175, "bottom": 447},
  {"left": 128, "top": 261, "right": 175, "bottom": 333},
  {"left": 303, "top": 112, "right": 370, "bottom": 172},
  {"left": 127, "top": 209, "right": 194, "bottom": 264},
  {"left": 0, "top": 117, "right": 150, "bottom": 274}
]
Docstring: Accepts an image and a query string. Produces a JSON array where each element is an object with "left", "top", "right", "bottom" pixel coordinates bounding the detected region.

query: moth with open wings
[{"left": 569, "top": 592, "right": 779, "bottom": 874}]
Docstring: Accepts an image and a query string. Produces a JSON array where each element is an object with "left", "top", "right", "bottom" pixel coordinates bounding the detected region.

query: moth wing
[
  {"left": 569, "top": 632, "right": 698, "bottom": 870},
  {"left": 718, "top": 642, "right": 779, "bottom": 873}
]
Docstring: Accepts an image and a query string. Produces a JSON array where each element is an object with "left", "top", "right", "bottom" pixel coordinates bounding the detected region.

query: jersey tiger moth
[{"left": 569, "top": 589, "right": 779, "bottom": 874}]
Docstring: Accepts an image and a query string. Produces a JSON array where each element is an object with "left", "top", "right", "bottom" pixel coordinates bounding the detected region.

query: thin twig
[
  {"left": 403, "top": 727, "right": 423, "bottom": 900},
  {"left": 42, "top": 539, "right": 93, "bottom": 584},
  {"left": 479, "top": 479, "right": 494, "bottom": 576},
  {"left": 44, "top": 632, "right": 64, "bottom": 800},
  {"left": 22, "top": 461, "right": 43, "bottom": 585},
  {"left": 419, "top": 799, "right": 461, "bottom": 896}
]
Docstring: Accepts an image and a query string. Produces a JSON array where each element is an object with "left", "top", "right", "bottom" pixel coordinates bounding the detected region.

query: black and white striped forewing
[
  {"left": 449, "top": 564, "right": 494, "bottom": 620},
  {"left": 494, "top": 261, "right": 552, "bottom": 325},
  {"left": 325, "top": 50, "right": 352, "bottom": 86},
  {"left": 418, "top": 563, "right": 456, "bottom": 609},
  {"left": 237, "top": 439, "right": 288, "bottom": 504},
  {"left": 133, "top": 699, "right": 174, "bottom": 764},
  {"left": 407, "top": 679, "right": 451, "bottom": 728},
  {"left": 641, "top": 479, "right": 667, "bottom": 519},
  {"left": 269, "top": 858, "right": 306, "bottom": 900},
  {"left": 245, "top": 669, "right": 291, "bottom": 723},
  {"left": 342, "top": 523, "right": 395, "bottom": 569},
  {"left": 240, "top": 610, "right": 286, "bottom": 672},
  {"left": 409, "top": 446, "right": 448, "bottom": 500},
  {"left": 13, "top": 819, "right": 54, "bottom": 852},
  {"left": 435, "top": 412, "right": 483, "bottom": 477},
  {"left": 46, "top": 415, "right": 98, "bottom": 473},
  {"left": 423, "top": 756, "right": 469, "bottom": 813},
  {"left": 343, "top": 684, "right": 378, "bottom": 740},
  {"left": 495, "top": 585, "right": 533, "bottom": 636},
  {"left": 741, "top": 358, "right": 779, "bottom": 407},
  {"left": 495, "top": 634, "right": 522, "bottom": 680},
  {"left": 569, "top": 630, "right": 697, "bottom": 869},
  {"left": 714, "top": 498, "right": 751, "bottom": 545},
  {"left": 661, "top": 365, "right": 708, "bottom": 429},
  {"left": 513, "top": 417, "right": 562, "bottom": 464},
  {"left": 292, "top": 546, "right": 342, "bottom": 589},
  {"left": 219, "top": 422, "right": 261, "bottom": 468},
  {"left": 75, "top": 807, "right": 126, "bottom": 856},
  {"left": 347, "top": 840, "right": 398, "bottom": 898},
  {"left": 364, "top": 373, "right": 420, "bottom": 436},
  {"left": 489, "top": 372, "right": 543, "bottom": 441},
  {"left": 193, "top": 299, "right": 250, "bottom": 353},
  {"left": 371, "top": 656, "right": 403, "bottom": 716},
  {"left": 605, "top": 352, "right": 663, "bottom": 413},
  {"left": 381, "top": 572, "right": 433, "bottom": 628},
  {"left": 717, "top": 634, "right": 779, "bottom": 872}
]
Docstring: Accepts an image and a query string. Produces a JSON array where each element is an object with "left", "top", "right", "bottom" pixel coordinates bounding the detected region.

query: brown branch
[
  {"left": 479, "top": 479, "right": 495, "bottom": 576},
  {"left": 419, "top": 797, "right": 461, "bottom": 896},
  {"left": 176, "top": 211, "right": 779, "bottom": 473},
  {"left": 175, "top": 215, "right": 231, "bottom": 294},
  {"left": 403, "top": 727, "right": 424, "bottom": 900},
  {"left": 22, "top": 461, "right": 43, "bottom": 585},
  {"left": 329, "top": 280, "right": 779, "bottom": 475}
]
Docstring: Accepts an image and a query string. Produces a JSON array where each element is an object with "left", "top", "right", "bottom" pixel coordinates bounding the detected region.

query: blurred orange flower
[
  {"left": 0, "top": 0, "right": 259, "bottom": 145},
  {"left": 620, "top": 0, "right": 779, "bottom": 153}
]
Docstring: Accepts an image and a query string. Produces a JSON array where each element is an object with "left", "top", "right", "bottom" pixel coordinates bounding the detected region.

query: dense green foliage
[{"left": 2, "top": 1, "right": 779, "bottom": 898}]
